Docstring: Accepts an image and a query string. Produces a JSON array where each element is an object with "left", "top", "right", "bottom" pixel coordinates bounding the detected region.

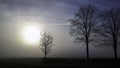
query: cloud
[
  {"left": 0, "top": 0, "right": 119, "bottom": 25},
  {"left": 89, "top": 0, "right": 120, "bottom": 8},
  {"left": 0, "top": 0, "right": 77, "bottom": 25}
]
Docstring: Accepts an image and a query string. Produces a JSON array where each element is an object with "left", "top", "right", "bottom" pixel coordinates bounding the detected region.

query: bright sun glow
[{"left": 23, "top": 25, "right": 41, "bottom": 44}]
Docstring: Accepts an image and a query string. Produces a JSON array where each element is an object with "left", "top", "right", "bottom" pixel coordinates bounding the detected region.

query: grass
[{"left": 0, "top": 58, "right": 120, "bottom": 68}]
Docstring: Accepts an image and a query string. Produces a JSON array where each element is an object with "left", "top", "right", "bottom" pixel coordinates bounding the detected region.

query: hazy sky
[{"left": 0, "top": 0, "right": 120, "bottom": 58}]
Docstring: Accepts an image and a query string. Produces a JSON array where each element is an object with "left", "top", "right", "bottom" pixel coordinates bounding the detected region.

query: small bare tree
[
  {"left": 40, "top": 32, "right": 54, "bottom": 59},
  {"left": 69, "top": 4, "right": 98, "bottom": 60},
  {"left": 98, "top": 9, "right": 120, "bottom": 59}
]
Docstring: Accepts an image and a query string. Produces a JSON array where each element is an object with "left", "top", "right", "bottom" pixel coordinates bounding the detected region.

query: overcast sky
[{"left": 0, "top": 0, "right": 120, "bottom": 58}]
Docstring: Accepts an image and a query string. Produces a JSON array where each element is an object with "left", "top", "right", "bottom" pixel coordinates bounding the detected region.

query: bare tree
[
  {"left": 69, "top": 4, "right": 98, "bottom": 60},
  {"left": 98, "top": 9, "right": 120, "bottom": 59},
  {"left": 40, "top": 32, "right": 54, "bottom": 59}
]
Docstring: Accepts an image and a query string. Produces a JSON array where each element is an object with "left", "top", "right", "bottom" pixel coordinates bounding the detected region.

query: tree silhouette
[
  {"left": 69, "top": 4, "right": 98, "bottom": 60},
  {"left": 98, "top": 9, "right": 120, "bottom": 59},
  {"left": 40, "top": 32, "right": 54, "bottom": 59}
]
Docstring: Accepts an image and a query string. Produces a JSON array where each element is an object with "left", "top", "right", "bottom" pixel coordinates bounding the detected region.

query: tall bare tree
[
  {"left": 98, "top": 9, "right": 120, "bottom": 59},
  {"left": 69, "top": 4, "right": 98, "bottom": 60},
  {"left": 40, "top": 32, "right": 54, "bottom": 59}
]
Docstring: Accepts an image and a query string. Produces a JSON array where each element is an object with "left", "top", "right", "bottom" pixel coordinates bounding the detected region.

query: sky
[{"left": 0, "top": 0, "right": 120, "bottom": 58}]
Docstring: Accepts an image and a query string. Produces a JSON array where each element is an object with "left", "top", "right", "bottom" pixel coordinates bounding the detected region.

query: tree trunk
[
  {"left": 113, "top": 37, "right": 118, "bottom": 60},
  {"left": 113, "top": 46, "right": 117, "bottom": 60},
  {"left": 45, "top": 53, "right": 47, "bottom": 59},
  {"left": 45, "top": 46, "right": 47, "bottom": 60},
  {"left": 86, "top": 38, "right": 89, "bottom": 60}
]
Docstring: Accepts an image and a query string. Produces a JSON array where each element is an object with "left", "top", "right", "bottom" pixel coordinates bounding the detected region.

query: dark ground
[{"left": 0, "top": 58, "right": 120, "bottom": 68}]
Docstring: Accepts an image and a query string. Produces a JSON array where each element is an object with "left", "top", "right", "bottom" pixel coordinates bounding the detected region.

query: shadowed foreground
[{"left": 0, "top": 58, "right": 120, "bottom": 68}]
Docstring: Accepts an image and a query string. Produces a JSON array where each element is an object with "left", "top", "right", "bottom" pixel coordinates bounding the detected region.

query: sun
[{"left": 23, "top": 25, "right": 41, "bottom": 44}]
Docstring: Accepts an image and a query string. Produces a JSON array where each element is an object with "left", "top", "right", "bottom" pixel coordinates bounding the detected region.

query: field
[{"left": 0, "top": 58, "right": 120, "bottom": 68}]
